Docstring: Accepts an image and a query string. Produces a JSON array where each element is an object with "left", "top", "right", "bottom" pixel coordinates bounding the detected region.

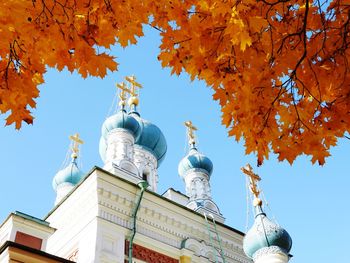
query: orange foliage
[{"left": 1, "top": 0, "right": 349, "bottom": 165}]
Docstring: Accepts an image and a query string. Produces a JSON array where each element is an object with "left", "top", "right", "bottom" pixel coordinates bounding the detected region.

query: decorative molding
[
  {"left": 182, "top": 238, "right": 215, "bottom": 257},
  {"left": 181, "top": 168, "right": 211, "bottom": 179},
  {"left": 98, "top": 205, "right": 181, "bottom": 248},
  {"left": 182, "top": 169, "right": 223, "bottom": 221},
  {"left": 253, "top": 246, "right": 288, "bottom": 262},
  {"left": 106, "top": 130, "right": 134, "bottom": 161},
  {"left": 97, "top": 183, "right": 249, "bottom": 263},
  {"left": 182, "top": 238, "right": 251, "bottom": 263},
  {"left": 67, "top": 249, "right": 79, "bottom": 261}
]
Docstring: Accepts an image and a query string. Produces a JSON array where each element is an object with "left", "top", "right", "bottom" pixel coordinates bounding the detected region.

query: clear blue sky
[{"left": 0, "top": 27, "right": 348, "bottom": 262}]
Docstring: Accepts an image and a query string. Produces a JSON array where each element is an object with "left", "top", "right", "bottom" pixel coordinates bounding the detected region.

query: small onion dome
[
  {"left": 243, "top": 207, "right": 292, "bottom": 259},
  {"left": 133, "top": 115, "right": 167, "bottom": 166},
  {"left": 101, "top": 110, "right": 141, "bottom": 140},
  {"left": 52, "top": 161, "right": 85, "bottom": 191},
  {"left": 178, "top": 148, "right": 213, "bottom": 178}
]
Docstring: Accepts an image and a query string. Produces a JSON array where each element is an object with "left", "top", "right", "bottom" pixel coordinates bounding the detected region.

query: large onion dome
[
  {"left": 133, "top": 115, "right": 167, "bottom": 166},
  {"left": 243, "top": 207, "right": 292, "bottom": 259},
  {"left": 101, "top": 110, "right": 141, "bottom": 140},
  {"left": 52, "top": 160, "right": 85, "bottom": 191},
  {"left": 178, "top": 147, "right": 213, "bottom": 178}
]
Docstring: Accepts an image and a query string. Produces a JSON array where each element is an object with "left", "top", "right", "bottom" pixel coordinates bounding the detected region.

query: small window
[{"left": 142, "top": 171, "right": 149, "bottom": 182}]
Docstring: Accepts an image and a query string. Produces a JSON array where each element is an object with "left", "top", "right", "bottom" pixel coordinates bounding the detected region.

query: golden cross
[
  {"left": 69, "top": 133, "right": 84, "bottom": 159},
  {"left": 116, "top": 82, "right": 130, "bottom": 107},
  {"left": 117, "top": 81, "right": 133, "bottom": 96},
  {"left": 241, "top": 164, "right": 262, "bottom": 206},
  {"left": 125, "top": 75, "right": 142, "bottom": 107},
  {"left": 125, "top": 75, "right": 142, "bottom": 95},
  {"left": 184, "top": 121, "right": 197, "bottom": 146}
]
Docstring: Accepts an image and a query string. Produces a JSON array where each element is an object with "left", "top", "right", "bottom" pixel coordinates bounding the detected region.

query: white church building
[{"left": 0, "top": 77, "right": 292, "bottom": 263}]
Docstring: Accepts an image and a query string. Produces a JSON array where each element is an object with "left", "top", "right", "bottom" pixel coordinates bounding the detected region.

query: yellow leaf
[
  {"left": 32, "top": 73, "right": 43, "bottom": 84},
  {"left": 240, "top": 32, "right": 252, "bottom": 51}
]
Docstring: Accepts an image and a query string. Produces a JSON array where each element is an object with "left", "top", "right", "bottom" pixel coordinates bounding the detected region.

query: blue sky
[{"left": 0, "top": 26, "right": 349, "bottom": 262}]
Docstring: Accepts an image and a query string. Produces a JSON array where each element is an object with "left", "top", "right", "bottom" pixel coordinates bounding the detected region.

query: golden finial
[
  {"left": 125, "top": 75, "right": 142, "bottom": 107},
  {"left": 184, "top": 121, "right": 197, "bottom": 147},
  {"left": 241, "top": 164, "right": 262, "bottom": 207},
  {"left": 69, "top": 133, "right": 84, "bottom": 159},
  {"left": 116, "top": 82, "right": 128, "bottom": 108}
]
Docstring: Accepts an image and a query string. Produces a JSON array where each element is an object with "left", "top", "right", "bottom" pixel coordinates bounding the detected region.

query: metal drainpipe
[
  {"left": 208, "top": 213, "right": 226, "bottom": 263},
  {"left": 203, "top": 213, "right": 219, "bottom": 263},
  {"left": 129, "top": 180, "right": 149, "bottom": 263}
]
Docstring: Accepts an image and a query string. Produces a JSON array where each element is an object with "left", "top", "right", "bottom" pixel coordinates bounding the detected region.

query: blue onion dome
[
  {"left": 243, "top": 206, "right": 292, "bottom": 259},
  {"left": 132, "top": 114, "right": 167, "bottom": 166},
  {"left": 52, "top": 160, "right": 85, "bottom": 191},
  {"left": 178, "top": 147, "right": 213, "bottom": 178},
  {"left": 101, "top": 110, "right": 141, "bottom": 140}
]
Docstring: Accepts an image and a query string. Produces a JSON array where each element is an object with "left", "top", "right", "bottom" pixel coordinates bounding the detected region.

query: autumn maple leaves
[{"left": 1, "top": 0, "right": 349, "bottom": 165}]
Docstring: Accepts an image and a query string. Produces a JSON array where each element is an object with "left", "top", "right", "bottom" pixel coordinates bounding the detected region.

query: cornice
[
  {"left": 94, "top": 166, "right": 245, "bottom": 236},
  {"left": 97, "top": 184, "right": 249, "bottom": 262}
]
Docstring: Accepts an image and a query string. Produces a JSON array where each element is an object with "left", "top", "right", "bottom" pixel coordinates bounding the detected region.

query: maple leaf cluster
[
  {"left": 1, "top": 0, "right": 349, "bottom": 165},
  {"left": 157, "top": 0, "right": 350, "bottom": 165}
]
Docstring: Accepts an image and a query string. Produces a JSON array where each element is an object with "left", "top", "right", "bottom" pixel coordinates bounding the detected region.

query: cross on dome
[
  {"left": 69, "top": 133, "right": 84, "bottom": 159},
  {"left": 116, "top": 82, "right": 128, "bottom": 109},
  {"left": 125, "top": 75, "right": 142, "bottom": 94},
  {"left": 184, "top": 120, "right": 197, "bottom": 148},
  {"left": 242, "top": 164, "right": 293, "bottom": 261},
  {"left": 125, "top": 75, "right": 142, "bottom": 107},
  {"left": 241, "top": 164, "right": 262, "bottom": 207}
]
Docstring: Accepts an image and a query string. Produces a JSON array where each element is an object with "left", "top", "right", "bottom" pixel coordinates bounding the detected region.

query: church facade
[{"left": 0, "top": 76, "right": 291, "bottom": 263}]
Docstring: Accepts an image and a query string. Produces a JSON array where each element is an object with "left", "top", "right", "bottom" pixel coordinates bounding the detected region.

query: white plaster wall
[
  {"left": 0, "top": 248, "right": 10, "bottom": 263},
  {"left": 0, "top": 220, "right": 11, "bottom": 247},
  {"left": 46, "top": 171, "right": 99, "bottom": 259},
  {"left": 162, "top": 189, "right": 189, "bottom": 207},
  {"left": 45, "top": 168, "right": 249, "bottom": 263}
]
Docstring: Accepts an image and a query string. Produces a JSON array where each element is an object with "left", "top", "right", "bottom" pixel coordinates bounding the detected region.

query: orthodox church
[{"left": 0, "top": 76, "right": 292, "bottom": 263}]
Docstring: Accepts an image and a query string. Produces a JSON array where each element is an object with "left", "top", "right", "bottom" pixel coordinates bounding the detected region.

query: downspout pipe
[
  {"left": 203, "top": 213, "right": 219, "bottom": 263},
  {"left": 129, "top": 180, "right": 149, "bottom": 263},
  {"left": 208, "top": 213, "right": 226, "bottom": 263}
]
